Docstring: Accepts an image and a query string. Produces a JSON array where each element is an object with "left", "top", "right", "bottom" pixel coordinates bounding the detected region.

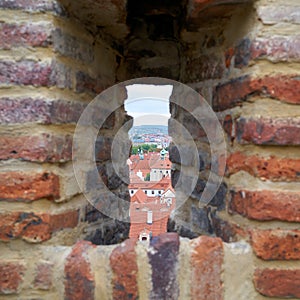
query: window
[
  {"left": 131, "top": 190, "right": 134, "bottom": 194},
  {"left": 152, "top": 191, "right": 154, "bottom": 195},
  {"left": 158, "top": 191, "right": 161, "bottom": 194},
  {"left": 147, "top": 211, "right": 153, "bottom": 224},
  {"left": 145, "top": 190, "right": 147, "bottom": 194}
]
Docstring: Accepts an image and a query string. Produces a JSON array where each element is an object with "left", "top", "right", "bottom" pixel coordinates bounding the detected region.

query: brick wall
[
  {"left": 0, "top": 0, "right": 130, "bottom": 247},
  {"left": 0, "top": 0, "right": 300, "bottom": 299},
  {"left": 0, "top": 233, "right": 255, "bottom": 299}
]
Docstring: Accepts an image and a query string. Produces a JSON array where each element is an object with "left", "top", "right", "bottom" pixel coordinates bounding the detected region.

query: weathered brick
[
  {"left": 236, "top": 117, "right": 300, "bottom": 145},
  {"left": 222, "top": 114, "right": 234, "bottom": 141},
  {"left": 254, "top": 269, "right": 300, "bottom": 298},
  {"left": 234, "top": 38, "right": 251, "bottom": 67},
  {"left": 257, "top": 76, "right": 300, "bottom": 105},
  {"left": 251, "top": 230, "right": 300, "bottom": 260},
  {"left": 0, "top": 210, "right": 79, "bottom": 243},
  {"left": 185, "top": 54, "right": 224, "bottom": 82},
  {"left": 0, "top": 134, "right": 73, "bottom": 162},
  {"left": 213, "top": 75, "right": 300, "bottom": 110},
  {"left": 224, "top": 47, "right": 234, "bottom": 68},
  {"left": 0, "top": 261, "right": 25, "bottom": 294},
  {"left": 186, "top": 0, "right": 249, "bottom": 28},
  {"left": 0, "top": 0, "right": 65, "bottom": 14},
  {"left": 95, "top": 136, "right": 113, "bottom": 162},
  {"left": 231, "top": 36, "right": 300, "bottom": 66},
  {"left": 0, "top": 212, "right": 51, "bottom": 243},
  {"left": 148, "top": 233, "right": 179, "bottom": 300},
  {"left": 213, "top": 75, "right": 251, "bottom": 110},
  {"left": 190, "top": 236, "right": 223, "bottom": 300},
  {"left": 33, "top": 262, "right": 53, "bottom": 290},
  {"left": 65, "top": 241, "right": 95, "bottom": 300},
  {"left": 169, "top": 143, "right": 202, "bottom": 168},
  {"left": 76, "top": 71, "right": 106, "bottom": 95},
  {"left": 47, "top": 100, "right": 85, "bottom": 124},
  {"left": 0, "top": 98, "right": 85, "bottom": 124},
  {"left": 257, "top": 6, "right": 300, "bottom": 25},
  {"left": 230, "top": 190, "right": 300, "bottom": 222},
  {"left": 251, "top": 35, "right": 300, "bottom": 62},
  {"left": 51, "top": 60, "right": 73, "bottom": 89},
  {"left": 227, "top": 152, "right": 300, "bottom": 181},
  {"left": 49, "top": 210, "right": 79, "bottom": 232},
  {"left": 0, "top": 171, "right": 60, "bottom": 202},
  {"left": 211, "top": 213, "right": 238, "bottom": 242},
  {"left": 52, "top": 28, "right": 94, "bottom": 63},
  {"left": 191, "top": 205, "right": 212, "bottom": 235},
  {"left": 0, "top": 23, "right": 51, "bottom": 49},
  {"left": 0, "top": 60, "right": 53, "bottom": 86},
  {"left": 110, "top": 239, "right": 138, "bottom": 300},
  {"left": 0, "top": 60, "right": 72, "bottom": 88}
]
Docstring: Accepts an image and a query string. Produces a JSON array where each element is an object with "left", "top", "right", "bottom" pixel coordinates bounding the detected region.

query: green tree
[
  {"left": 131, "top": 146, "right": 139, "bottom": 155},
  {"left": 145, "top": 173, "right": 150, "bottom": 181},
  {"left": 141, "top": 144, "right": 150, "bottom": 151}
]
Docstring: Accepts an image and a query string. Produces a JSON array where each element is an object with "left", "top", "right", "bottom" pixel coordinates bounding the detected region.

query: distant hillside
[{"left": 129, "top": 125, "right": 168, "bottom": 136}]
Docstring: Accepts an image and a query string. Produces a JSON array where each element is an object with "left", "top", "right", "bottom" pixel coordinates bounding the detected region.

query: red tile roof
[
  {"left": 131, "top": 189, "right": 148, "bottom": 203},
  {"left": 129, "top": 188, "right": 175, "bottom": 239},
  {"left": 150, "top": 157, "right": 172, "bottom": 169},
  {"left": 128, "top": 176, "right": 171, "bottom": 190}
]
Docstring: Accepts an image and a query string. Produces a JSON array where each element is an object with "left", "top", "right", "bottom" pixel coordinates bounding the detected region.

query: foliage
[{"left": 131, "top": 144, "right": 158, "bottom": 154}]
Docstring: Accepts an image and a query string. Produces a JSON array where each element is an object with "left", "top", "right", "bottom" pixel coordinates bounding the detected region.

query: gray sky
[{"left": 125, "top": 84, "right": 172, "bottom": 126}]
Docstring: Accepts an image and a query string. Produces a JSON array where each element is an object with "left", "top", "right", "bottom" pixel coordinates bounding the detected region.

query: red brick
[
  {"left": 251, "top": 35, "right": 300, "bottom": 62},
  {"left": 0, "top": 261, "right": 25, "bottom": 294},
  {"left": 65, "top": 241, "right": 95, "bottom": 300},
  {"left": 190, "top": 236, "right": 223, "bottom": 300},
  {"left": 230, "top": 190, "right": 300, "bottom": 222},
  {"left": 227, "top": 152, "right": 300, "bottom": 181},
  {"left": 0, "top": 23, "right": 50, "bottom": 49},
  {"left": 110, "top": 239, "right": 138, "bottom": 300},
  {"left": 0, "top": 212, "right": 51, "bottom": 243},
  {"left": 34, "top": 262, "right": 53, "bottom": 290},
  {"left": 251, "top": 230, "right": 300, "bottom": 260},
  {"left": 0, "top": 134, "right": 72, "bottom": 162},
  {"left": 256, "top": 76, "right": 300, "bottom": 105},
  {"left": 254, "top": 269, "right": 300, "bottom": 298},
  {"left": 213, "top": 75, "right": 251, "bottom": 110},
  {"left": 0, "top": 172, "right": 60, "bottom": 202},
  {"left": 236, "top": 117, "right": 300, "bottom": 145},
  {"left": 0, "top": 98, "right": 85, "bottom": 124},
  {"left": 213, "top": 75, "right": 300, "bottom": 110},
  {"left": 0, "top": 210, "right": 79, "bottom": 243},
  {"left": 49, "top": 210, "right": 79, "bottom": 232}
]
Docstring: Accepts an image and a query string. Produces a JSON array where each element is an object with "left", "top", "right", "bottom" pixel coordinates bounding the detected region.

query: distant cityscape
[
  {"left": 127, "top": 125, "right": 174, "bottom": 241},
  {"left": 129, "top": 125, "right": 171, "bottom": 148}
]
